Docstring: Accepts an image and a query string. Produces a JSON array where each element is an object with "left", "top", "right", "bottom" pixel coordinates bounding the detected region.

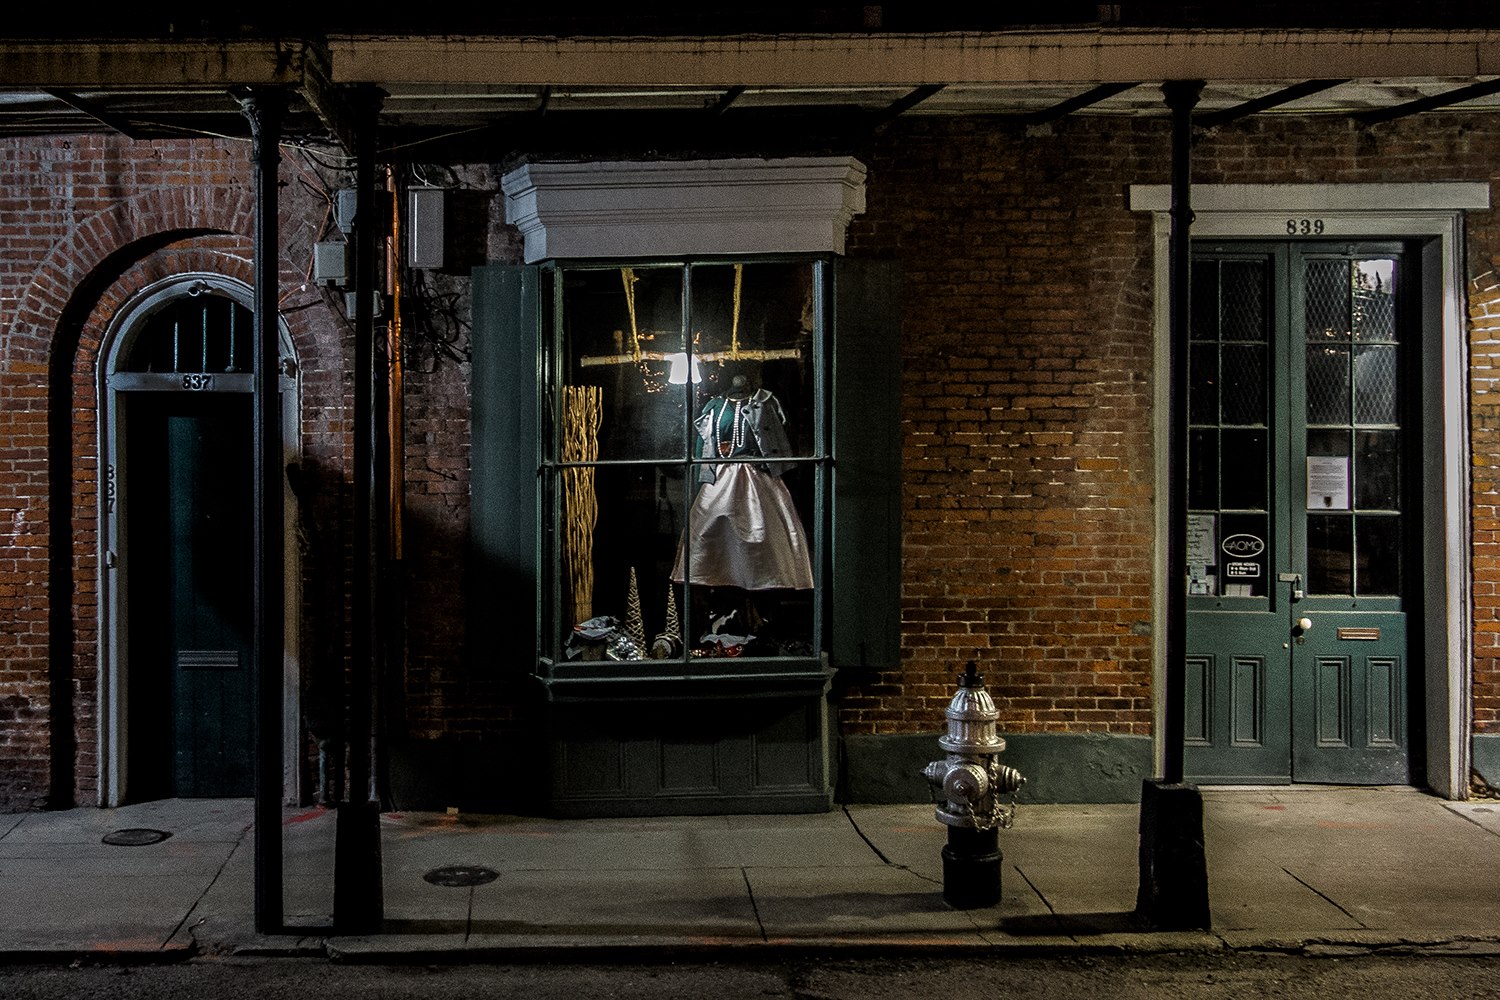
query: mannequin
[{"left": 670, "top": 373, "right": 813, "bottom": 591}]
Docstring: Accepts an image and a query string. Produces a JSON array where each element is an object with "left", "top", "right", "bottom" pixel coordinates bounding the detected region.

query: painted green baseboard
[
  {"left": 839, "top": 731, "right": 1153, "bottom": 804},
  {"left": 1474, "top": 733, "right": 1500, "bottom": 791}
]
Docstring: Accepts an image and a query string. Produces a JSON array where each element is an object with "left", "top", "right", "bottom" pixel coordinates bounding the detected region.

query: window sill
[{"left": 534, "top": 655, "right": 832, "bottom": 702}]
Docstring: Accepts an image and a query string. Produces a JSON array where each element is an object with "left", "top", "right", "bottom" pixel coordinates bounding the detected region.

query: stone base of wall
[
  {"left": 1474, "top": 734, "right": 1500, "bottom": 794},
  {"left": 838, "top": 731, "right": 1154, "bottom": 805}
]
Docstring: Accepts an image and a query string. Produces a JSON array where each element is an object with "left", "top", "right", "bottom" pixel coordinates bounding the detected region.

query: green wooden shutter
[
  {"left": 469, "top": 264, "right": 542, "bottom": 671},
  {"left": 830, "top": 259, "right": 902, "bottom": 670}
]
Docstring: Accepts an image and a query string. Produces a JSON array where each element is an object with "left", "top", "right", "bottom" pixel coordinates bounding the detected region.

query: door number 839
[{"left": 1286, "top": 218, "right": 1326, "bottom": 235}]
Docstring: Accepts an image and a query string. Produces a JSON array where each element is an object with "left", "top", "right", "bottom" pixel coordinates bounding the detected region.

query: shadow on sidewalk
[{"left": 999, "top": 911, "right": 1145, "bottom": 936}]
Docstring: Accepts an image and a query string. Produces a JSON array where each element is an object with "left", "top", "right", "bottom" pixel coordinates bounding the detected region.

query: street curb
[
  {"left": 4, "top": 931, "right": 1500, "bottom": 966},
  {"left": 0, "top": 944, "right": 195, "bottom": 967}
]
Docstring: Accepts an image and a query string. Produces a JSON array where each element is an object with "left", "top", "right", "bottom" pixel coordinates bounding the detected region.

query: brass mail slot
[{"left": 1336, "top": 627, "right": 1381, "bottom": 641}]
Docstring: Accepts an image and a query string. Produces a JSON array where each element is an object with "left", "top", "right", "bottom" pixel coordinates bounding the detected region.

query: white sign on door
[{"left": 1306, "top": 456, "right": 1350, "bottom": 511}]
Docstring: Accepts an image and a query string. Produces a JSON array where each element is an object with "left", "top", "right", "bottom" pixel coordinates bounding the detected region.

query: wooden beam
[
  {"left": 709, "top": 85, "right": 747, "bottom": 115},
  {"left": 299, "top": 42, "right": 358, "bottom": 153},
  {"left": 1357, "top": 76, "right": 1500, "bottom": 125},
  {"left": 1019, "top": 81, "right": 1138, "bottom": 124},
  {"left": 329, "top": 31, "right": 1500, "bottom": 89},
  {"left": 40, "top": 88, "right": 143, "bottom": 139},
  {"left": 871, "top": 84, "right": 943, "bottom": 130},
  {"left": 1197, "top": 79, "right": 1348, "bottom": 128}
]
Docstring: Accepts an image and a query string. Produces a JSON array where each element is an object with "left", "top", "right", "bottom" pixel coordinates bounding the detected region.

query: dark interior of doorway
[{"left": 124, "top": 391, "right": 255, "bottom": 801}]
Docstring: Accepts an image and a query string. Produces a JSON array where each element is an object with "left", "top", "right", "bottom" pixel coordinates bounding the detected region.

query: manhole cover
[
  {"left": 423, "top": 865, "right": 499, "bottom": 887},
  {"left": 102, "top": 828, "right": 172, "bottom": 847}
]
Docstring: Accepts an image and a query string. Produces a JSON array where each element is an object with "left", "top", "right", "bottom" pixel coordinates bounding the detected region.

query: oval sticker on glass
[{"left": 1222, "top": 534, "right": 1265, "bottom": 558}]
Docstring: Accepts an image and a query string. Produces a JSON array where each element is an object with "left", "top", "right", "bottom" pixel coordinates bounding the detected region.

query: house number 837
[{"left": 1286, "top": 218, "right": 1325, "bottom": 235}]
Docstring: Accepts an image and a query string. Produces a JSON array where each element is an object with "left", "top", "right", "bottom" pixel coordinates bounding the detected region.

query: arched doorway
[{"left": 98, "top": 274, "right": 301, "bottom": 804}]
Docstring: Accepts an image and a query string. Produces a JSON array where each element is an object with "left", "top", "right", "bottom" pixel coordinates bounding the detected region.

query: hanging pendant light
[{"left": 667, "top": 352, "right": 703, "bottom": 385}]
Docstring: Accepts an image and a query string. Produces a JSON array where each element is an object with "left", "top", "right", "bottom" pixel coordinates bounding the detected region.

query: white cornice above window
[{"left": 501, "top": 157, "right": 868, "bottom": 262}]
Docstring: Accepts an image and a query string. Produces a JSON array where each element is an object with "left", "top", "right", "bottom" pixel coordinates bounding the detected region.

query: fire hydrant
[{"left": 923, "top": 661, "right": 1025, "bottom": 909}]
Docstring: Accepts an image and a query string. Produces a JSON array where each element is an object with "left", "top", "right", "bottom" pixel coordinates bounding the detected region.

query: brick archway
[{"left": 18, "top": 186, "right": 299, "bottom": 806}]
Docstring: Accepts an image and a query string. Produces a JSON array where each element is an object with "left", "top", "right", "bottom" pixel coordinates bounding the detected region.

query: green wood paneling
[
  {"left": 831, "top": 258, "right": 903, "bottom": 671},
  {"left": 469, "top": 265, "right": 542, "bottom": 672}
]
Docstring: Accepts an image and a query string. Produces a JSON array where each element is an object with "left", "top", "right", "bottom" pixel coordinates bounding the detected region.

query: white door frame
[
  {"left": 96, "top": 273, "right": 302, "bottom": 806},
  {"left": 1130, "top": 182, "right": 1488, "bottom": 799}
]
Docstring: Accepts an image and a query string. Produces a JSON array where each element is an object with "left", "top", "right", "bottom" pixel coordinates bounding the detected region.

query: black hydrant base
[{"left": 941, "top": 826, "right": 1001, "bottom": 909}]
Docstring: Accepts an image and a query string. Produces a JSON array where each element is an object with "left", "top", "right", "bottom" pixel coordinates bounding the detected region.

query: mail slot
[
  {"left": 177, "top": 649, "right": 242, "bottom": 671},
  {"left": 1336, "top": 627, "right": 1380, "bottom": 641}
]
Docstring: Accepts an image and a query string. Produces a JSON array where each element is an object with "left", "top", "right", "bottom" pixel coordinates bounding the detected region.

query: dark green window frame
[{"left": 470, "top": 258, "right": 901, "bottom": 692}]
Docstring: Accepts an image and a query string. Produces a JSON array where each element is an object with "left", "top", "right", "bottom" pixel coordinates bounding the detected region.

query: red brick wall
[
  {"left": 844, "top": 112, "right": 1500, "bottom": 740},
  {"left": 844, "top": 117, "right": 1164, "bottom": 736},
  {"left": 390, "top": 169, "right": 521, "bottom": 744},
  {"left": 0, "top": 136, "right": 350, "bottom": 808},
  {"left": 1470, "top": 274, "right": 1500, "bottom": 736},
  {"left": 5, "top": 110, "right": 1500, "bottom": 810}
]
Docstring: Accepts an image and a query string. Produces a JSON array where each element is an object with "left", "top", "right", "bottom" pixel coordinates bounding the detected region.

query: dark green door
[
  {"left": 1186, "top": 244, "right": 1414, "bottom": 785},
  {"left": 126, "top": 393, "right": 255, "bottom": 798}
]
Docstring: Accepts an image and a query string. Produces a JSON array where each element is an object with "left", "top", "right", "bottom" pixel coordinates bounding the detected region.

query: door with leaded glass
[{"left": 1185, "top": 243, "right": 1414, "bottom": 785}]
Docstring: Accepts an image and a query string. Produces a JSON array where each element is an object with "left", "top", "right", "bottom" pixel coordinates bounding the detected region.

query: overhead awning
[{"left": 3, "top": 29, "right": 1500, "bottom": 152}]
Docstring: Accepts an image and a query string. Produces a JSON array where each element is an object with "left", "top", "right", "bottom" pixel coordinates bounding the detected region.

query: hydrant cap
[{"left": 945, "top": 685, "right": 999, "bottom": 723}]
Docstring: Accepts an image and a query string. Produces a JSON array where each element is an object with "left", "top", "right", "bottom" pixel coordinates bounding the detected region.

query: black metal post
[
  {"left": 238, "top": 86, "right": 288, "bottom": 937},
  {"left": 1162, "top": 78, "right": 1201, "bottom": 787},
  {"left": 1136, "top": 79, "right": 1210, "bottom": 932},
  {"left": 334, "top": 85, "right": 385, "bottom": 935}
]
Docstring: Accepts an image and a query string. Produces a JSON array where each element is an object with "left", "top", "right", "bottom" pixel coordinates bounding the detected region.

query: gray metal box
[
  {"left": 312, "top": 241, "right": 349, "bottom": 287},
  {"left": 408, "top": 187, "right": 445, "bottom": 269},
  {"left": 334, "top": 188, "right": 359, "bottom": 234}
]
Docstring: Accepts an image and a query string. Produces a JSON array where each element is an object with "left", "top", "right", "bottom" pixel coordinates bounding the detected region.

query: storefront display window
[{"left": 542, "top": 260, "right": 824, "bottom": 666}]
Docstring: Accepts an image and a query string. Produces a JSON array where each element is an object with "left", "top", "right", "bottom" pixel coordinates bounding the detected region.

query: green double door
[
  {"left": 126, "top": 393, "right": 255, "bottom": 799},
  {"left": 1185, "top": 242, "right": 1416, "bottom": 785}
]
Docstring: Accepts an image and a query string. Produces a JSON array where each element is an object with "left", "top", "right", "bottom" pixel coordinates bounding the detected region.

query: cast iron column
[
  {"left": 1136, "top": 79, "right": 1211, "bottom": 932},
  {"left": 334, "top": 85, "right": 385, "bottom": 934},
  {"left": 1162, "top": 79, "right": 1200, "bottom": 787},
  {"left": 238, "top": 86, "right": 288, "bottom": 937}
]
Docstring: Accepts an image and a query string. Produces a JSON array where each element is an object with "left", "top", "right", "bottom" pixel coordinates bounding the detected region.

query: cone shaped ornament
[
  {"left": 625, "top": 567, "right": 647, "bottom": 651},
  {"left": 652, "top": 586, "right": 682, "bottom": 659}
]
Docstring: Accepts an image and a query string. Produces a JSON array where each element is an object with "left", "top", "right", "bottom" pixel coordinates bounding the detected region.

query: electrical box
[
  {"left": 335, "top": 188, "right": 359, "bottom": 234},
  {"left": 344, "top": 290, "right": 384, "bottom": 319},
  {"left": 408, "top": 187, "right": 445, "bottom": 269},
  {"left": 313, "top": 241, "right": 350, "bottom": 287}
]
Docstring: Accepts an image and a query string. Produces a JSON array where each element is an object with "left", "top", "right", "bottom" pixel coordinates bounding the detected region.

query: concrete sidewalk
[{"left": 1, "top": 787, "right": 1498, "bottom": 962}]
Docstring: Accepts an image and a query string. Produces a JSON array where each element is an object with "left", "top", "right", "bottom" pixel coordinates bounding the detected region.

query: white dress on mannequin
[{"left": 670, "top": 389, "right": 813, "bottom": 591}]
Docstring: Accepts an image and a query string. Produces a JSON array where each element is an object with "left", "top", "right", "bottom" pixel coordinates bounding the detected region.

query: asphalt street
[{"left": 4, "top": 953, "right": 1500, "bottom": 1000}]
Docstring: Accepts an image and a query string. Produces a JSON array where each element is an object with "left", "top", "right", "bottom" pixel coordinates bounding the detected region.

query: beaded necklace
[{"left": 713, "top": 396, "right": 748, "bottom": 457}]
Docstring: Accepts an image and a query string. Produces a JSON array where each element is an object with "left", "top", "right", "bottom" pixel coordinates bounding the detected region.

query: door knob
[{"left": 1293, "top": 617, "right": 1313, "bottom": 635}]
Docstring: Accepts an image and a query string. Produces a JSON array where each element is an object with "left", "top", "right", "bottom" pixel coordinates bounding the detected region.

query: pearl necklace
[{"left": 714, "top": 397, "right": 748, "bottom": 457}]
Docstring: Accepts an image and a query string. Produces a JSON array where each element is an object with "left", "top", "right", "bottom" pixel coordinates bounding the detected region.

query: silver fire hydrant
[{"left": 923, "top": 661, "right": 1025, "bottom": 908}]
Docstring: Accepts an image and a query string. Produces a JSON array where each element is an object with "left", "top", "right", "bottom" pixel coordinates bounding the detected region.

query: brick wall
[
  {"left": 844, "top": 117, "right": 1164, "bottom": 736},
  {"left": 845, "top": 112, "right": 1500, "bottom": 740},
  {"left": 0, "top": 136, "right": 351, "bottom": 808},
  {"left": 391, "top": 167, "right": 522, "bottom": 746},
  {"left": 4, "top": 108, "right": 1500, "bottom": 810}
]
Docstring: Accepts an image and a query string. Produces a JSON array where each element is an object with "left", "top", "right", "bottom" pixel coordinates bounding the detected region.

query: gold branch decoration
[{"left": 561, "top": 385, "right": 602, "bottom": 624}]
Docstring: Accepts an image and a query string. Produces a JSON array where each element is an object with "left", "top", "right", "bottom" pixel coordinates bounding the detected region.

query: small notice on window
[
  {"left": 1187, "top": 514, "right": 1216, "bottom": 565},
  {"left": 1306, "top": 456, "right": 1350, "bottom": 511},
  {"left": 1187, "top": 514, "right": 1216, "bottom": 595}
]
